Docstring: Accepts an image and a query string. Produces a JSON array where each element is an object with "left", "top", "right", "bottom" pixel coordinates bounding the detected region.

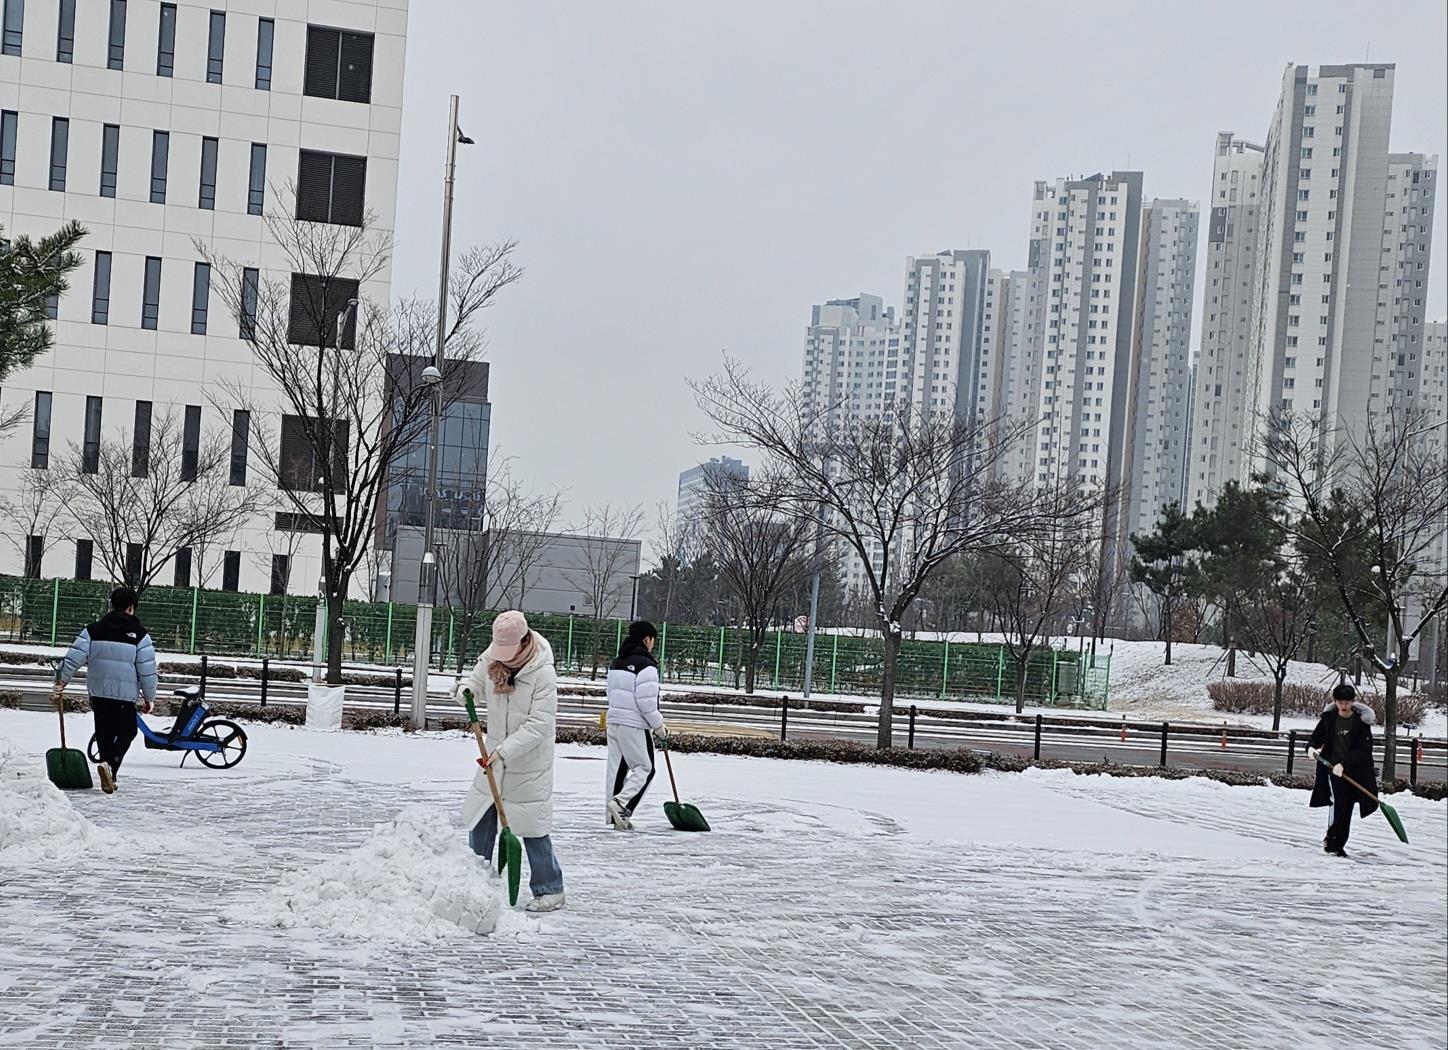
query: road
[{"left": 5, "top": 666, "right": 1443, "bottom": 783}]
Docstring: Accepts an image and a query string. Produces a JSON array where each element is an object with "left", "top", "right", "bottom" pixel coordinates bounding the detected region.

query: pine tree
[
  {"left": 0, "top": 221, "right": 87, "bottom": 388},
  {"left": 1131, "top": 502, "right": 1196, "bottom": 665}
]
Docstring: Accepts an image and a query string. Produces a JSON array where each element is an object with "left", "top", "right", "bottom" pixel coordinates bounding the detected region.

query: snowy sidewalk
[{"left": 0, "top": 710, "right": 1444, "bottom": 1049}]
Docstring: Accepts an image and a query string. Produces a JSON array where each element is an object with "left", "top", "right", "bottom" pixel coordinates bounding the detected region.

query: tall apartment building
[
  {"left": 1014, "top": 172, "right": 1145, "bottom": 503},
  {"left": 899, "top": 250, "right": 992, "bottom": 420},
  {"left": 0, "top": 0, "right": 407, "bottom": 593},
  {"left": 800, "top": 293, "right": 898, "bottom": 423},
  {"left": 1186, "top": 134, "right": 1266, "bottom": 508},
  {"left": 675, "top": 456, "right": 749, "bottom": 532},
  {"left": 1188, "top": 64, "right": 1437, "bottom": 504},
  {"left": 1123, "top": 198, "right": 1199, "bottom": 538}
]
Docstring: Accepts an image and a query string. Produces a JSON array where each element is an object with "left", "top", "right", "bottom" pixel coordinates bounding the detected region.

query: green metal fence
[{"left": 0, "top": 575, "right": 1110, "bottom": 709}]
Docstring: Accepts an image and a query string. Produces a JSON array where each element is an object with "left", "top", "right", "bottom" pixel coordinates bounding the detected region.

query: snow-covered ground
[{"left": 0, "top": 709, "right": 1443, "bottom": 1048}]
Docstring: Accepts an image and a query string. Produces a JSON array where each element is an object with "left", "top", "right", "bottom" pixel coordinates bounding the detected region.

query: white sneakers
[
  {"left": 606, "top": 798, "right": 633, "bottom": 831},
  {"left": 526, "top": 892, "right": 566, "bottom": 914},
  {"left": 96, "top": 763, "right": 116, "bottom": 794}
]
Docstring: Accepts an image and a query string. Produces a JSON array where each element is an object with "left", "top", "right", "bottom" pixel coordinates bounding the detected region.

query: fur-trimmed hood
[{"left": 1321, "top": 699, "right": 1376, "bottom": 726}]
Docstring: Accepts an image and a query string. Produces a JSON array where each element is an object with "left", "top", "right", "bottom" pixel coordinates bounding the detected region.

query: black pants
[
  {"left": 1325, "top": 775, "right": 1356, "bottom": 851},
  {"left": 91, "top": 698, "right": 138, "bottom": 775}
]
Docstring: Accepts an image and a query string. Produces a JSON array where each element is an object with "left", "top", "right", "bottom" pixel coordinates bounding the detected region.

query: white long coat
[{"left": 454, "top": 635, "right": 558, "bottom": 839}]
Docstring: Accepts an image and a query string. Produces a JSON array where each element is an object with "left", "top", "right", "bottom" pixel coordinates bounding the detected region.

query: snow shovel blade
[
  {"left": 664, "top": 800, "right": 711, "bottom": 832},
  {"left": 46, "top": 746, "right": 92, "bottom": 790},
  {"left": 1379, "top": 800, "right": 1409, "bottom": 845},
  {"left": 498, "top": 827, "right": 522, "bottom": 905}
]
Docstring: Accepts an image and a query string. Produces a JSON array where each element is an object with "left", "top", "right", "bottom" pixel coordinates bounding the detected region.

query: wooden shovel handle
[
  {"left": 465, "top": 698, "right": 511, "bottom": 830},
  {"left": 1314, "top": 753, "right": 1382, "bottom": 806},
  {"left": 661, "top": 741, "right": 681, "bottom": 806}
]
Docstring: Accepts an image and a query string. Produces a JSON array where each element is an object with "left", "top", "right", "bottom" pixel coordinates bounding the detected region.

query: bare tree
[
  {"left": 0, "top": 467, "right": 73, "bottom": 576},
  {"left": 692, "top": 357, "right": 1051, "bottom": 747},
  {"left": 252, "top": 524, "right": 312, "bottom": 657},
  {"left": 647, "top": 500, "right": 701, "bottom": 625},
  {"left": 437, "top": 457, "right": 563, "bottom": 669},
  {"left": 1265, "top": 407, "right": 1448, "bottom": 780},
  {"left": 980, "top": 477, "right": 1100, "bottom": 711},
  {"left": 60, "top": 410, "right": 264, "bottom": 594},
  {"left": 700, "top": 474, "right": 821, "bottom": 694},
  {"left": 1237, "top": 562, "right": 1319, "bottom": 732},
  {"left": 564, "top": 503, "right": 645, "bottom": 678},
  {"left": 198, "top": 203, "right": 522, "bottom": 684}
]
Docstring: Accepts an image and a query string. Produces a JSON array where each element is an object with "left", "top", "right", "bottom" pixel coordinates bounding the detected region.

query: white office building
[
  {"left": 675, "top": 455, "right": 749, "bottom": 533},
  {"left": 0, "top": 0, "right": 407, "bottom": 593}
]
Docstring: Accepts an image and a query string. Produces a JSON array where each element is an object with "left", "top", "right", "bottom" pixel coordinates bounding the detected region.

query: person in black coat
[{"left": 1307, "top": 683, "right": 1379, "bottom": 857}]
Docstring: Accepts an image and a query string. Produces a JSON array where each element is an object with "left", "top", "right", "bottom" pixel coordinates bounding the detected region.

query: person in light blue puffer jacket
[{"left": 53, "top": 586, "right": 158, "bottom": 793}]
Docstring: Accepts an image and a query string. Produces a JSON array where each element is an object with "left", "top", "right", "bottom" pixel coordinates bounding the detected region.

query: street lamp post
[
  {"left": 629, "top": 575, "right": 640, "bottom": 621},
  {"left": 410, "top": 94, "right": 470, "bottom": 730}
]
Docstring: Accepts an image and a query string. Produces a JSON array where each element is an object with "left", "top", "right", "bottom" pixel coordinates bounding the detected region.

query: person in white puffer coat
[
  {"left": 454, "top": 610, "right": 565, "bottom": 912},
  {"left": 604, "top": 620, "right": 667, "bottom": 830}
]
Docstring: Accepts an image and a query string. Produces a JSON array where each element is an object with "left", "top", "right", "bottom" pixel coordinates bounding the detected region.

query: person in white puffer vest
[{"left": 604, "top": 620, "right": 667, "bottom": 830}]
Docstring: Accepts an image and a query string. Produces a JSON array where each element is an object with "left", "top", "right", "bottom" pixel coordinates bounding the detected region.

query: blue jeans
[{"left": 468, "top": 807, "right": 564, "bottom": 897}]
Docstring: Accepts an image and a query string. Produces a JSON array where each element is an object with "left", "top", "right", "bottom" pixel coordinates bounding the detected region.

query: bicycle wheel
[
  {"left": 195, "top": 720, "right": 247, "bottom": 769},
  {"left": 87, "top": 734, "right": 100, "bottom": 763}
]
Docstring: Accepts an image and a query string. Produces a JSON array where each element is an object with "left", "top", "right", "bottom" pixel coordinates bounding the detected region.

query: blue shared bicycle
[{"left": 87, "top": 685, "right": 248, "bottom": 770}]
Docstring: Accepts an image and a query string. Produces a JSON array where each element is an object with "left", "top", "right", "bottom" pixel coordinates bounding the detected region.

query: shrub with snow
[{"left": 265, "top": 807, "right": 508, "bottom": 941}]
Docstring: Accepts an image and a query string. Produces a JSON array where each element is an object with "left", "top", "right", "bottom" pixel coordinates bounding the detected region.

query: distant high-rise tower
[{"left": 801, "top": 294, "right": 899, "bottom": 424}]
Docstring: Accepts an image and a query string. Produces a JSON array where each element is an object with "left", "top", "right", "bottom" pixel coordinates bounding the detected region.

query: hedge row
[{"left": 1208, "top": 679, "right": 1433, "bottom": 727}]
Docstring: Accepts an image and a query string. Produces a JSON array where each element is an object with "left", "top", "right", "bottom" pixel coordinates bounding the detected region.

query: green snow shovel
[
  {"left": 463, "top": 691, "right": 522, "bottom": 906},
  {"left": 1312, "top": 752, "right": 1408, "bottom": 844},
  {"left": 46, "top": 675, "right": 92, "bottom": 791},
  {"left": 660, "top": 740, "right": 710, "bottom": 832}
]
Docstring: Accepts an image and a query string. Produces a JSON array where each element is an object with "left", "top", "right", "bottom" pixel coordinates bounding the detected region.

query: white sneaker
[
  {"left": 606, "top": 798, "right": 633, "bottom": 831},
  {"left": 97, "top": 763, "right": 116, "bottom": 794},
  {"left": 526, "top": 892, "right": 566, "bottom": 914}
]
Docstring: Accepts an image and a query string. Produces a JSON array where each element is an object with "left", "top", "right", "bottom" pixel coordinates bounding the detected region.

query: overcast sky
[{"left": 393, "top": 0, "right": 1448, "bottom": 542}]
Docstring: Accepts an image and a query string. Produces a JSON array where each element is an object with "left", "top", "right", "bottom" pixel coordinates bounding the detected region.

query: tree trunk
[
  {"left": 1225, "top": 607, "right": 1237, "bottom": 677},
  {"left": 744, "top": 631, "right": 763, "bottom": 695},
  {"left": 1272, "top": 671, "right": 1285, "bottom": 733},
  {"left": 1382, "top": 655, "right": 1402, "bottom": 782},
  {"left": 1163, "top": 598, "right": 1173, "bottom": 666},
  {"left": 325, "top": 583, "right": 346, "bottom": 685},
  {"left": 876, "top": 628, "right": 900, "bottom": 749},
  {"left": 1015, "top": 657, "right": 1030, "bottom": 715}
]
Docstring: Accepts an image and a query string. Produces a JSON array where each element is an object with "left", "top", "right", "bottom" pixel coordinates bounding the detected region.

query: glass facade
[{"left": 384, "top": 398, "right": 490, "bottom": 543}]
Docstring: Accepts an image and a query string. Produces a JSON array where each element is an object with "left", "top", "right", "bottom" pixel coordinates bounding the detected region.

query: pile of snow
[
  {"left": 265, "top": 807, "right": 512, "bottom": 941},
  {"left": 0, "top": 753, "right": 106, "bottom": 862}
]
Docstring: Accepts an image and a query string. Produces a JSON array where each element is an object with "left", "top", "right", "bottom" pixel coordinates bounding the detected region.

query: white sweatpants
[{"left": 605, "top": 725, "right": 656, "bottom": 817}]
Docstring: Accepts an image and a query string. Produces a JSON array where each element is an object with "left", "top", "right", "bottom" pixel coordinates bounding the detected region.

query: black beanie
[{"left": 1332, "top": 683, "right": 1356, "bottom": 702}]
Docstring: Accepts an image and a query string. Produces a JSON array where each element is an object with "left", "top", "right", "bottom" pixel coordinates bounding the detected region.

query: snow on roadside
[{"left": 263, "top": 806, "right": 531, "bottom": 942}]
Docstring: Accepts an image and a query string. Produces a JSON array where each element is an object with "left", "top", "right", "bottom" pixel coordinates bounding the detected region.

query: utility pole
[{"left": 411, "top": 94, "right": 470, "bottom": 730}]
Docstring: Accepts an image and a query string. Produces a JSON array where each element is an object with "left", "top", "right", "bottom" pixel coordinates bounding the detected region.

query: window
[
  {"left": 132, "top": 400, "right": 151, "bottom": 477},
  {"left": 156, "top": 2, "right": 174, "bottom": 75},
  {"left": 174, "top": 547, "right": 192, "bottom": 588},
  {"left": 222, "top": 550, "right": 241, "bottom": 592},
  {"left": 181, "top": 404, "right": 201, "bottom": 481},
  {"left": 30, "top": 391, "right": 51, "bottom": 468},
  {"left": 229, "top": 409, "right": 249, "bottom": 485},
  {"left": 56, "top": 0, "right": 72, "bottom": 61},
  {"left": 91, "top": 251, "right": 112, "bottom": 324},
  {"left": 0, "top": 110, "right": 15, "bottom": 185},
  {"left": 279, "top": 413, "right": 349, "bottom": 491},
  {"left": 24, "top": 536, "right": 42, "bottom": 580},
  {"left": 304, "top": 26, "right": 374, "bottom": 103},
  {"left": 74, "top": 539, "right": 93, "bottom": 581},
  {"left": 150, "top": 130, "right": 168, "bottom": 203},
  {"left": 255, "top": 17, "right": 273, "bottom": 89},
  {"left": 48, "top": 116, "right": 67, "bottom": 190},
  {"left": 296, "top": 150, "right": 366, "bottom": 226},
  {"left": 107, "top": 0, "right": 125, "bottom": 69},
  {"left": 81, "top": 395, "right": 103, "bottom": 473},
  {"left": 239, "top": 267, "right": 259, "bottom": 339},
  {"left": 44, "top": 293, "right": 57, "bottom": 318},
  {"left": 2, "top": 0, "right": 22, "bottom": 56},
  {"left": 198, "top": 136, "right": 218, "bottom": 208},
  {"left": 287, "top": 273, "right": 359, "bottom": 348},
  {"left": 191, "top": 262, "right": 210, "bottom": 334},
  {"left": 141, "top": 257, "right": 161, "bottom": 330},
  {"left": 125, "top": 543, "right": 142, "bottom": 584},
  {"left": 99, "top": 124, "right": 119, "bottom": 197},
  {"left": 247, "top": 143, "right": 266, "bottom": 215},
  {"left": 269, "top": 554, "right": 290, "bottom": 595},
  {"left": 206, "top": 10, "right": 224, "bottom": 83}
]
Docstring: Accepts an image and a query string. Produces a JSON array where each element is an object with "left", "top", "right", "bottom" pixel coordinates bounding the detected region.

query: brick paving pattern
[{"left": 1, "top": 749, "right": 1444, "bottom": 1049}]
